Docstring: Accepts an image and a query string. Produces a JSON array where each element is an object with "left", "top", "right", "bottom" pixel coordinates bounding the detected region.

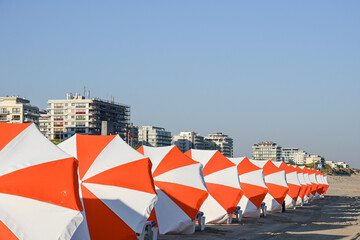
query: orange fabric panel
[
  {"left": 240, "top": 182, "right": 268, "bottom": 208},
  {"left": 0, "top": 220, "right": 18, "bottom": 240},
  {"left": 152, "top": 146, "right": 198, "bottom": 178},
  {"left": 305, "top": 184, "right": 312, "bottom": 197},
  {"left": 154, "top": 181, "right": 208, "bottom": 220},
  {"left": 287, "top": 183, "right": 301, "bottom": 201},
  {"left": 137, "top": 146, "right": 145, "bottom": 155},
  {"left": 298, "top": 185, "right": 307, "bottom": 199},
  {"left": 0, "top": 158, "right": 82, "bottom": 211},
  {"left": 85, "top": 158, "right": 156, "bottom": 195},
  {"left": 316, "top": 184, "right": 324, "bottom": 195},
  {"left": 147, "top": 208, "right": 158, "bottom": 228},
  {"left": 237, "top": 157, "right": 261, "bottom": 175},
  {"left": 202, "top": 151, "right": 235, "bottom": 177},
  {"left": 76, "top": 134, "right": 116, "bottom": 180},
  {"left": 0, "top": 123, "right": 31, "bottom": 151},
  {"left": 310, "top": 183, "right": 318, "bottom": 196},
  {"left": 206, "top": 183, "right": 243, "bottom": 214},
  {"left": 266, "top": 183, "right": 289, "bottom": 205},
  {"left": 81, "top": 185, "right": 137, "bottom": 240},
  {"left": 262, "top": 161, "right": 281, "bottom": 176}
]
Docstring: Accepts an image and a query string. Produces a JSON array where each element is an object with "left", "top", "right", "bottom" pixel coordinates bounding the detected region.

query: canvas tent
[
  {"left": 273, "top": 162, "right": 301, "bottom": 209},
  {"left": 228, "top": 157, "right": 268, "bottom": 218},
  {"left": 185, "top": 150, "right": 243, "bottom": 224},
  {"left": 138, "top": 145, "right": 208, "bottom": 234},
  {"left": 250, "top": 160, "right": 289, "bottom": 213},
  {"left": 59, "top": 134, "right": 158, "bottom": 240},
  {"left": 0, "top": 123, "right": 83, "bottom": 240},
  {"left": 297, "top": 166, "right": 313, "bottom": 202}
]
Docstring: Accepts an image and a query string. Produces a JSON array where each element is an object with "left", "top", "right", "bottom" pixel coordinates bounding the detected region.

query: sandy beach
[{"left": 159, "top": 174, "right": 360, "bottom": 240}]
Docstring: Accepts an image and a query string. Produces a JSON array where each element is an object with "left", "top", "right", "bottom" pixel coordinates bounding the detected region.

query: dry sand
[{"left": 159, "top": 174, "right": 360, "bottom": 240}]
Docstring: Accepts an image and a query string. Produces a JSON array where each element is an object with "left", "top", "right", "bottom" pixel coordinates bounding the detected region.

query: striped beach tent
[
  {"left": 323, "top": 174, "right": 329, "bottom": 194},
  {"left": 250, "top": 160, "right": 289, "bottom": 213},
  {"left": 185, "top": 150, "right": 243, "bottom": 224},
  {"left": 297, "top": 166, "right": 312, "bottom": 202},
  {"left": 315, "top": 170, "right": 326, "bottom": 197},
  {"left": 293, "top": 166, "right": 308, "bottom": 206},
  {"left": 228, "top": 157, "right": 268, "bottom": 218},
  {"left": 273, "top": 162, "right": 301, "bottom": 209},
  {"left": 0, "top": 123, "right": 83, "bottom": 240},
  {"left": 59, "top": 134, "right": 157, "bottom": 240},
  {"left": 301, "top": 166, "right": 319, "bottom": 200},
  {"left": 138, "top": 145, "right": 208, "bottom": 234}
]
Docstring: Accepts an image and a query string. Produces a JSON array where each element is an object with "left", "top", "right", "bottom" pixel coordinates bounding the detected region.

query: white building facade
[
  {"left": 0, "top": 96, "right": 40, "bottom": 125},
  {"left": 293, "top": 151, "right": 308, "bottom": 165},
  {"left": 205, "top": 132, "right": 233, "bottom": 157},
  {"left": 252, "top": 141, "right": 282, "bottom": 161},
  {"left": 45, "top": 93, "right": 130, "bottom": 140},
  {"left": 138, "top": 126, "right": 172, "bottom": 147},
  {"left": 173, "top": 131, "right": 205, "bottom": 152}
]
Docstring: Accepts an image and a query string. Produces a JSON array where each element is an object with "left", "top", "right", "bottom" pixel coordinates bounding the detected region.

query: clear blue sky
[{"left": 1, "top": 1, "right": 359, "bottom": 168}]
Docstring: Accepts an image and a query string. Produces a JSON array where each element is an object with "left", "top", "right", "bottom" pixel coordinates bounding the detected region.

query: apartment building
[
  {"left": 46, "top": 93, "right": 130, "bottom": 140},
  {"left": 173, "top": 131, "right": 205, "bottom": 152},
  {"left": 281, "top": 148, "right": 299, "bottom": 163},
  {"left": 138, "top": 126, "right": 172, "bottom": 147},
  {"left": 252, "top": 141, "right": 282, "bottom": 161},
  {"left": 306, "top": 155, "right": 325, "bottom": 165},
  {"left": 0, "top": 96, "right": 40, "bottom": 125},
  {"left": 293, "top": 150, "right": 308, "bottom": 165},
  {"left": 205, "top": 132, "right": 233, "bottom": 157}
]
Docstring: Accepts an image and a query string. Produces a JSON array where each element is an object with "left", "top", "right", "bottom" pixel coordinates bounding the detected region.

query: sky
[{"left": 1, "top": 1, "right": 359, "bottom": 168}]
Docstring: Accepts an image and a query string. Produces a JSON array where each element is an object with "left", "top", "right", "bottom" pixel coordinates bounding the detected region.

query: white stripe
[
  {"left": 239, "top": 169, "right": 267, "bottom": 188},
  {"left": 187, "top": 149, "right": 217, "bottom": 167},
  {"left": 141, "top": 146, "right": 175, "bottom": 174},
  {"left": 154, "top": 163, "right": 207, "bottom": 191},
  {"left": 0, "top": 193, "right": 82, "bottom": 240},
  {"left": 204, "top": 166, "right": 241, "bottom": 189},
  {"left": 265, "top": 171, "right": 289, "bottom": 188}
]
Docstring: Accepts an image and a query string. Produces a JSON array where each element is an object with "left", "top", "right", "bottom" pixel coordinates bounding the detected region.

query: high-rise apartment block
[
  {"left": 46, "top": 93, "right": 130, "bottom": 140},
  {"left": 252, "top": 141, "right": 282, "bottom": 161},
  {"left": 138, "top": 126, "right": 172, "bottom": 147},
  {"left": 0, "top": 96, "right": 40, "bottom": 125},
  {"left": 281, "top": 148, "right": 299, "bottom": 163},
  {"left": 173, "top": 131, "right": 205, "bottom": 152},
  {"left": 205, "top": 132, "right": 233, "bottom": 157},
  {"left": 293, "top": 150, "right": 308, "bottom": 165}
]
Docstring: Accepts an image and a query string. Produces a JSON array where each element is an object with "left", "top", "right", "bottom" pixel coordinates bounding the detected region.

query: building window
[
  {"left": 12, "top": 115, "right": 20, "bottom": 120},
  {"left": 12, "top": 108, "right": 20, "bottom": 113}
]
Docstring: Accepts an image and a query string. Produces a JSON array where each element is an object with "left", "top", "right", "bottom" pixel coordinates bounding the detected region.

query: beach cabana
[
  {"left": 250, "top": 160, "right": 289, "bottom": 213},
  {"left": 273, "top": 162, "right": 301, "bottom": 209},
  {"left": 185, "top": 150, "right": 243, "bottom": 224},
  {"left": 0, "top": 123, "right": 83, "bottom": 239},
  {"left": 228, "top": 157, "right": 268, "bottom": 218},
  {"left": 138, "top": 145, "right": 208, "bottom": 234},
  {"left": 59, "top": 134, "right": 157, "bottom": 240}
]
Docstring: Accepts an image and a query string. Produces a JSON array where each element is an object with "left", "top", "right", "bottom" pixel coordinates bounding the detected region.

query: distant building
[
  {"left": 306, "top": 155, "right": 325, "bottom": 165},
  {"left": 46, "top": 93, "right": 130, "bottom": 140},
  {"left": 281, "top": 148, "right": 299, "bottom": 163},
  {"left": 138, "top": 126, "right": 172, "bottom": 147},
  {"left": 326, "top": 161, "right": 349, "bottom": 168},
  {"left": 173, "top": 131, "right": 205, "bottom": 152},
  {"left": 293, "top": 151, "right": 308, "bottom": 165},
  {"left": 39, "top": 111, "right": 51, "bottom": 139},
  {"left": 252, "top": 141, "right": 282, "bottom": 161},
  {"left": 123, "top": 123, "right": 139, "bottom": 146},
  {"left": 0, "top": 96, "right": 40, "bottom": 125},
  {"left": 205, "top": 132, "right": 233, "bottom": 157}
]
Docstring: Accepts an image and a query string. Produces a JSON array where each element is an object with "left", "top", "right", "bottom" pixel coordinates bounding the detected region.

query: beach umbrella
[
  {"left": 297, "top": 166, "right": 312, "bottom": 203},
  {"left": 292, "top": 166, "right": 308, "bottom": 206},
  {"left": 323, "top": 174, "right": 329, "bottom": 194},
  {"left": 315, "top": 170, "right": 326, "bottom": 196},
  {"left": 59, "top": 134, "right": 157, "bottom": 240},
  {"left": 185, "top": 150, "right": 243, "bottom": 224},
  {"left": 0, "top": 123, "right": 83, "bottom": 240},
  {"left": 300, "top": 166, "right": 319, "bottom": 200},
  {"left": 250, "top": 160, "right": 289, "bottom": 213},
  {"left": 138, "top": 145, "right": 208, "bottom": 234},
  {"left": 273, "top": 162, "right": 301, "bottom": 209},
  {"left": 228, "top": 157, "right": 268, "bottom": 218}
]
